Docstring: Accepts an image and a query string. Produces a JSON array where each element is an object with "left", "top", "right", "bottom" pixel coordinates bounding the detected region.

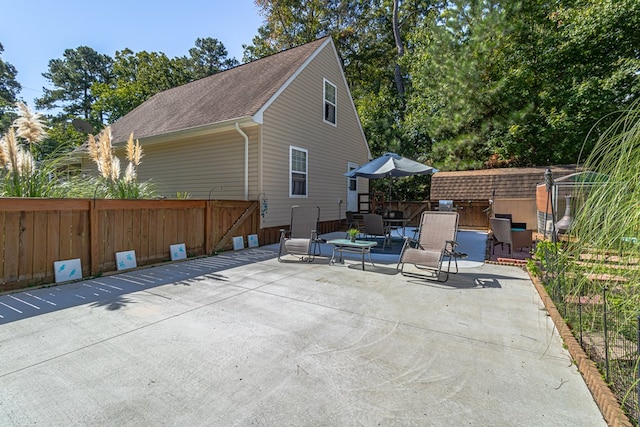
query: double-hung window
[
  {"left": 290, "top": 146, "right": 308, "bottom": 197},
  {"left": 323, "top": 79, "right": 337, "bottom": 125}
]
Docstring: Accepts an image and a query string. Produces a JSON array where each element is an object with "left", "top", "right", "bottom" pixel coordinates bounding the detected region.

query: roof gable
[{"left": 110, "top": 37, "right": 331, "bottom": 143}]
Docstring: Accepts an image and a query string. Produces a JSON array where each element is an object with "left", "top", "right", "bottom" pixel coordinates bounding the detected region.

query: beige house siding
[
  {"left": 260, "top": 42, "right": 370, "bottom": 228},
  {"left": 137, "top": 127, "right": 260, "bottom": 199},
  {"left": 81, "top": 127, "right": 260, "bottom": 200}
]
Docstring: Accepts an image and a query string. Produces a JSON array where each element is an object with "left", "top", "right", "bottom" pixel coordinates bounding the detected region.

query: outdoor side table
[
  {"left": 327, "top": 239, "right": 377, "bottom": 270},
  {"left": 384, "top": 218, "right": 409, "bottom": 238}
]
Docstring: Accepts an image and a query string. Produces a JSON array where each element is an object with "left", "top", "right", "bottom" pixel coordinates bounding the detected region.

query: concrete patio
[{"left": 0, "top": 231, "right": 605, "bottom": 426}]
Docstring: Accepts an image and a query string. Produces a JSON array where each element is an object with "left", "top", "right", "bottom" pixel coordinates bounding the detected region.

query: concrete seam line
[{"left": 528, "top": 272, "right": 633, "bottom": 427}]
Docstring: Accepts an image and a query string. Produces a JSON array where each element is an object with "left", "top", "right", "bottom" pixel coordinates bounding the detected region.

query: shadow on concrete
[{"left": 0, "top": 248, "right": 279, "bottom": 325}]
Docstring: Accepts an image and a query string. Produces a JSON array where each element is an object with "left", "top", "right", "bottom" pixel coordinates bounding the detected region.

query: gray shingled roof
[
  {"left": 110, "top": 37, "right": 330, "bottom": 143},
  {"left": 430, "top": 166, "right": 580, "bottom": 200}
]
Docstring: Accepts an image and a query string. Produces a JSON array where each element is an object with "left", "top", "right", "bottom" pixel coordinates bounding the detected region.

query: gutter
[
  {"left": 113, "top": 117, "right": 256, "bottom": 146},
  {"left": 235, "top": 122, "right": 249, "bottom": 200}
]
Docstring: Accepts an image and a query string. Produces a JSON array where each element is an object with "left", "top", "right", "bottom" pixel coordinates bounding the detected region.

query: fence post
[
  {"left": 205, "top": 200, "right": 213, "bottom": 255},
  {"left": 603, "top": 285, "right": 610, "bottom": 382},
  {"left": 90, "top": 199, "right": 100, "bottom": 275}
]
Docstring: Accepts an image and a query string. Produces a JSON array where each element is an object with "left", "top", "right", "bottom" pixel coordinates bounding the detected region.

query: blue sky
[{"left": 1, "top": 0, "right": 264, "bottom": 111}]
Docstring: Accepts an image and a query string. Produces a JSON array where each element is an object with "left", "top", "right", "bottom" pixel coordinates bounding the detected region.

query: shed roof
[
  {"left": 430, "top": 166, "right": 579, "bottom": 200},
  {"left": 110, "top": 37, "right": 330, "bottom": 143}
]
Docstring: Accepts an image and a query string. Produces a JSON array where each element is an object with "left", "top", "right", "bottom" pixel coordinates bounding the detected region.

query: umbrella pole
[{"left": 388, "top": 176, "right": 392, "bottom": 214}]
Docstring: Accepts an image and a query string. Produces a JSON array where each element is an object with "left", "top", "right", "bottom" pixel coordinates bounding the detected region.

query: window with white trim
[
  {"left": 290, "top": 146, "right": 308, "bottom": 197},
  {"left": 323, "top": 79, "right": 337, "bottom": 125}
]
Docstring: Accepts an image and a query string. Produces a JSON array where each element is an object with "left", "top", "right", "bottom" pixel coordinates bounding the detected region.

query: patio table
[{"left": 327, "top": 239, "right": 377, "bottom": 270}]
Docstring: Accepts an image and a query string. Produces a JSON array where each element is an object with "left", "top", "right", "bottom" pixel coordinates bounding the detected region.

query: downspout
[{"left": 235, "top": 122, "right": 249, "bottom": 200}]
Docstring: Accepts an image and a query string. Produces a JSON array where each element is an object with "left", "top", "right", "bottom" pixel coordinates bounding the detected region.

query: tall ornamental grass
[
  {"left": 567, "top": 99, "right": 640, "bottom": 315},
  {"left": 86, "top": 127, "right": 155, "bottom": 199},
  {"left": 557, "top": 100, "right": 640, "bottom": 421},
  {"left": 0, "top": 102, "right": 64, "bottom": 197}
]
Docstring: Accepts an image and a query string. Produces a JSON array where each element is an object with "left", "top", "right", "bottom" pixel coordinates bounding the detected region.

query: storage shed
[{"left": 430, "top": 165, "right": 579, "bottom": 230}]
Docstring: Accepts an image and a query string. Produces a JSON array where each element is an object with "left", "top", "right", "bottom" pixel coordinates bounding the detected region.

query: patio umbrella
[{"left": 344, "top": 152, "right": 438, "bottom": 208}]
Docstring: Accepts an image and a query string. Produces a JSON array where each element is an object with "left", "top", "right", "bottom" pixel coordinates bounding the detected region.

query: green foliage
[
  {"left": 92, "top": 41, "right": 238, "bottom": 123},
  {"left": 567, "top": 100, "right": 640, "bottom": 304},
  {"left": 91, "top": 49, "right": 192, "bottom": 123},
  {"left": 527, "top": 239, "right": 563, "bottom": 278},
  {"left": 95, "top": 178, "right": 156, "bottom": 200},
  {"left": 175, "top": 191, "right": 192, "bottom": 199},
  {"left": 35, "top": 46, "right": 113, "bottom": 122},
  {"left": 186, "top": 37, "right": 238, "bottom": 79},
  {"left": 0, "top": 104, "right": 68, "bottom": 198},
  {"left": 0, "top": 157, "right": 65, "bottom": 198},
  {"left": 0, "top": 42, "right": 21, "bottom": 135},
  {"left": 39, "top": 117, "right": 92, "bottom": 160},
  {"left": 35, "top": 39, "right": 238, "bottom": 127},
  {"left": 537, "top": 101, "right": 640, "bottom": 421},
  {"left": 403, "top": 1, "right": 640, "bottom": 169}
]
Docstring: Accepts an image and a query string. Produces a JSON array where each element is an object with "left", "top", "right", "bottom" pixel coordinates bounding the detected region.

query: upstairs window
[
  {"left": 324, "top": 79, "right": 337, "bottom": 125},
  {"left": 290, "top": 146, "right": 308, "bottom": 197}
]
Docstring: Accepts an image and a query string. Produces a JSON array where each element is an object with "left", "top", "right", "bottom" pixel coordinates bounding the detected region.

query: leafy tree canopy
[
  {"left": 91, "top": 49, "right": 192, "bottom": 123},
  {"left": 404, "top": 0, "right": 640, "bottom": 169},
  {"left": 186, "top": 37, "right": 239, "bottom": 79},
  {"left": 35, "top": 46, "right": 113, "bottom": 122},
  {"left": 0, "top": 42, "right": 22, "bottom": 133}
]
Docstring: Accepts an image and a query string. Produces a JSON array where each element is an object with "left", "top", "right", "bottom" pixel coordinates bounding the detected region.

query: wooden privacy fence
[
  {"left": 0, "top": 199, "right": 260, "bottom": 292},
  {"left": 395, "top": 200, "right": 492, "bottom": 229},
  {"left": 401, "top": 199, "right": 535, "bottom": 230}
]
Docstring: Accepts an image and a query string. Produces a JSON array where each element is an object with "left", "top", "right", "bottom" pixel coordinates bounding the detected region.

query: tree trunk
[{"left": 392, "top": 0, "right": 405, "bottom": 98}]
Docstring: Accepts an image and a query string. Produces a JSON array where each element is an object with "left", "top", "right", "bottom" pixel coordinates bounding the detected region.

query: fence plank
[
  {"left": 138, "top": 208, "right": 150, "bottom": 264},
  {"left": 113, "top": 208, "right": 125, "bottom": 253},
  {"left": 155, "top": 208, "right": 167, "bottom": 260},
  {"left": 205, "top": 202, "right": 213, "bottom": 255},
  {"left": 126, "top": 208, "right": 135, "bottom": 254},
  {"left": 0, "top": 199, "right": 88, "bottom": 212},
  {"left": 32, "top": 211, "right": 49, "bottom": 282},
  {"left": 18, "top": 212, "right": 34, "bottom": 282},
  {"left": 164, "top": 208, "right": 177, "bottom": 257},
  {"left": 47, "top": 212, "right": 60, "bottom": 272},
  {"left": 102, "top": 209, "right": 116, "bottom": 271},
  {"left": 147, "top": 208, "right": 159, "bottom": 264},
  {"left": 0, "top": 211, "right": 5, "bottom": 280},
  {"left": 3, "top": 212, "right": 20, "bottom": 284},
  {"left": 72, "top": 210, "right": 90, "bottom": 278},
  {"left": 175, "top": 209, "right": 185, "bottom": 247},
  {"left": 59, "top": 211, "right": 73, "bottom": 260}
]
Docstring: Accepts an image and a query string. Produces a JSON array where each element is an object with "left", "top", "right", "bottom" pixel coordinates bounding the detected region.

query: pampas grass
[
  {"left": 0, "top": 104, "right": 61, "bottom": 197},
  {"left": 12, "top": 102, "right": 47, "bottom": 155},
  {"left": 86, "top": 127, "right": 154, "bottom": 199},
  {"left": 0, "top": 103, "right": 154, "bottom": 199},
  {"left": 567, "top": 100, "right": 640, "bottom": 303},
  {"left": 536, "top": 99, "right": 640, "bottom": 418}
]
